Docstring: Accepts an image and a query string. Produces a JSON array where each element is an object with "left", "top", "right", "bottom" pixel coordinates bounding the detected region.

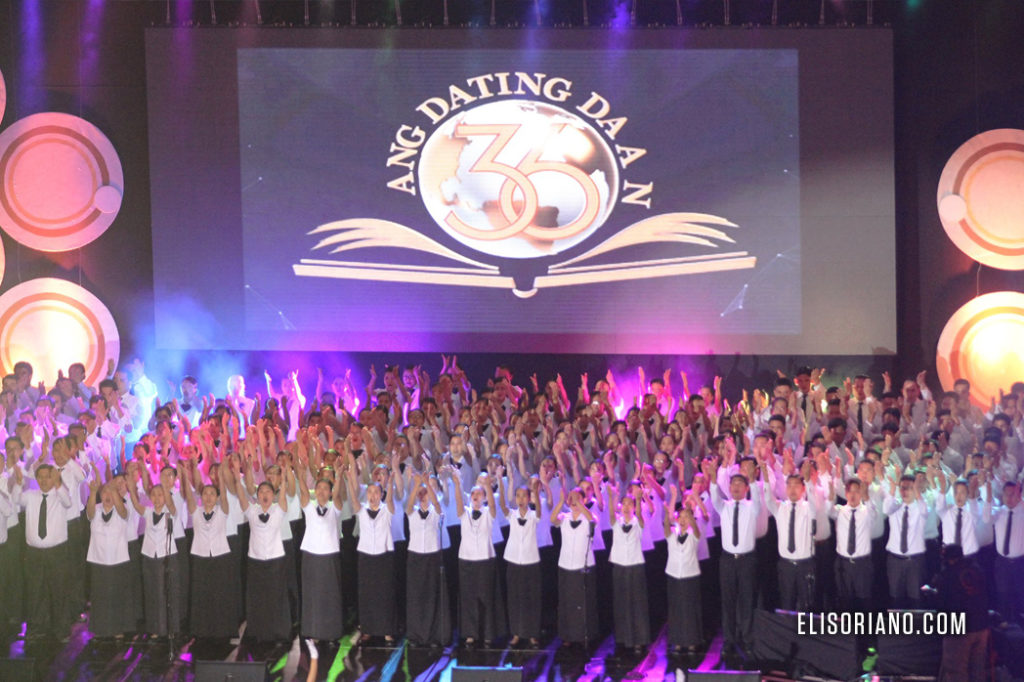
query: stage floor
[{"left": 2, "top": 622, "right": 743, "bottom": 681}]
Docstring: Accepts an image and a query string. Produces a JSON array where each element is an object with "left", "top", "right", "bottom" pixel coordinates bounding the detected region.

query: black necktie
[
  {"left": 732, "top": 501, "right": 740, "bottom": 548},
  {"left": 258, "top": 512, "right": 270, "bottom": 523},
  {"left": 901, "top": 505, "right": 909, "bottom": 554},
  {"left": 38, "top": 494, "right": 48, "bottom": 540},
  {"left": 955, "top": 507, "right": 963, "bottom": 547},
  {"left": 418, "top": 509, "right": 430, "bottom": 520},
  {"left": 857, "top": 402, "right": 864, "bottom": 433},
  {"left": 516, "top": 517, "right": 527, "bottom": 526},
  {"left": 471, "top": 509, "right": 482, "bottom": 520},
  {"left": 367, "top": 508, "right": 379, "bottom": 520},
  {"left": 678, "top": 533, "right": 688, "bottom": 545},
  {"left": 453, "top": 461, "right": 463, "bottom": 470},
  {"left": 787, "top": 503, "right": 797, "bottom": 554},
  {"left": 801, "top": 394, "right": 808, "bottom": 416},
  {"left": 153, "top": 511, "right": 165, "bottom": 526},
  {"left": 570, "top": 519, "right": 582, "bottom": 529},
  {"left": 101, "top": 509, "right": 113, "bottom": 523},
  {"left": 847, "top": 507, "right": 857, "bottom": 556},
  {"left": 316, "top": 506, "right": 328, "bottom": 517},
  {"left": 203, "top": 511, "right": 214, "bottom": 522},
  {"left": 1005, "top": 509, "right": 1013, "bottom": 556},
  {"left": 622, "top": 523, "right": 633, "bottom": 533}
]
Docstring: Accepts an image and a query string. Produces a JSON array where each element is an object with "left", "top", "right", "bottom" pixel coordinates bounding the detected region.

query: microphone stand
[
  {"left": 164, "top": 512, "right": 176, "bottom": 662},
  {"left": 582, "top": 517, "right": 595, "bottom": 650}
]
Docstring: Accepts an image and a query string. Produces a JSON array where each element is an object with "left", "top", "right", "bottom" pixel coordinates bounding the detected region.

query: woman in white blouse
[
  {"left": 128, "top": 467, "right": 180, "bottom": 638},
  {"left": 664, "top": 486, "right": 703, "bottom": 654},
  {"left": 235, "top": 458, "right": 291, "bottom": 643},
  {"left": 552, "top": 486, "right": 598, "bottom": 647},
  {"left": 296, "top": 455, "right": 344, "bottom": 643},
  {"left": 85, "top": 466, "right": 132, "bottom": 639},
  {"left": 345, "top": 451, "right": 397, "bottom": 645},
  {"left": 500, "top": 481, "right": 542, "bottom": 649},
  {"left": 451, "top": 465, "right": 504, "bottom": 648},
  {"left": 180, "top": 461, "right": 234, "bottom": 639},
  {"left": 404, "top": 471, "right": 449, "bottom": 647},
  {"left": 608, "top": 482, "right": 650, "bottom": 654}
]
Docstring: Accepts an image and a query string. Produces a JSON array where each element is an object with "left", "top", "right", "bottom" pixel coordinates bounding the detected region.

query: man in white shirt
[
  {"left": 830, "top": 478, "right": 876, "bottom": 612},
  {"left": 936, "top": 478, "right": 988, "bottom": 558},
  {"left": 764, "top": 473, "right": 817, "bottom": 611},
  {"left": 883, "top": 475, "right": 928, "bottom": 608},
  {"left": 710, "top": 470, "right": 761, "bottom": 659},
  {"left": 20, "top": 463, "right": 74, "bottom": 639},
  {"left": 984, "top": 480, "right": 1024, "bottom": 624}
]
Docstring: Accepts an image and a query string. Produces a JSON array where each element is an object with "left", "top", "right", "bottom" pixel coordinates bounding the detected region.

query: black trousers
[
  {"left": 67, "top": 515, "right": 88, "bottom": 621},
  {"left": 814, "top": 534, "right": 838, "bottom": 611},
  {"left": 835, "top": 555, "right": 873, "bottom": 612},
  {"left": 887, "top": 552, "right": 925, "bottom": 607},
  {"left": 0, "top": 524, "right": 25, "bottom": 626},
  {"left": 24, "top": 544, "right": 69, "bottom": 636},
  {"left": 777, "top": 557, "right": 815, "bottom": 611},
  {"left": 458, "top": 558, "right": 504, "bottom": 641},
  {"left": 994, "top": 555, "right": 1024, "bottom": 623},
  {"left": 719, "top": 550, "right": 756, "bottom": 651}
]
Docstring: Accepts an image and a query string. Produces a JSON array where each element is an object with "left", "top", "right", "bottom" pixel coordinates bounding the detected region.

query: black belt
[
  {"left": 780, "top": 556, "right": 814, "bottom": 565},
  {"left": 839, "top": 555, "right": 869, "bottom": 563},
  {"left": 888, "top": 552, "right": 924, "bottom": 560},
  {"left": 997, "top": 554, "right": 1024, "bottom": 561},
  {"left": 722, "top": 550, "right": 753, "bottom": 559}
]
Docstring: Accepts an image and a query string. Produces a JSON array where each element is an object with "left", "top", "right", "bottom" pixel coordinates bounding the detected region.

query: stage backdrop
[{"left": 146, "top": 28, "right": 894, "bottom": 355}]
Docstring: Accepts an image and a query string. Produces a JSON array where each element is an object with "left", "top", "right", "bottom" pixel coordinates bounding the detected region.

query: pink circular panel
[
  {"left": 0, "top": 68, "right": 6, "bottom": 124},
  {"left": 0, "top": 112, "right": 124, "bottom": 252},
  {"left": 0, "top": 237, "right": 5, "bottom": 287},
  {"left": 937, "top": 128, "right": 1024, "bottom": 270},
  {"left": 0, "top": 278, "right": 120, "bottom": 387},
  {"left": 936, "top": 292, "right": 1024, "bottom": 409}
]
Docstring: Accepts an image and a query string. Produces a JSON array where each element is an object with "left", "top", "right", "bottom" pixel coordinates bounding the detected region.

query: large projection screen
[{"left": 147, "top": 28, "right": 895, "bottom": 355}]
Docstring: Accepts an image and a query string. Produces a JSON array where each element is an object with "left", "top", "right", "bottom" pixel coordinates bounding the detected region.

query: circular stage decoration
[
  {"left": 937, "top": 128, "right": 1024, "bottom": 270},
  {"left": 936, "top": 291, "right": 1024, "bottom": 409},
  {"left": 0, "top": 112, "right": 124, "bottom": 252},
  {"left": 0, "top": 67, "right": 6, "bottom": 124},
  {"left": 0, "top": 278, "right": 120, "bottom": 388},
  {"left": 0, "top": 236, "right": 5, "bottom": 287}
]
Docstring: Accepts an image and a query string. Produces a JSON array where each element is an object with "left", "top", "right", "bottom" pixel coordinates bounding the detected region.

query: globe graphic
[{"left": 418, "top": 99, "right": 619, "bottom": 259}]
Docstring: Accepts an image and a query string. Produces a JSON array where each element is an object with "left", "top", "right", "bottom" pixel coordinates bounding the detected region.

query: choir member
[
  {"left": 936, "top": 477, "right": 987, "bottom": 558},
  {"left": 664, "top": 486, "right": 703, "bottom": 654},
  {"left": 552, "top": 486, "right": 598, "bottom": 647},
  {"left": 236, "top": 458, "right": 292, "bottom": 643},
  {"left": 296, "top": 454, "right": 344, "bottom": 643},
  {"left": 763, "top": 472, "right": 817, "bottom": 611},
  {"left": 829, "top": 478, "right": 876, "bottom": 612},
  {"left": 501, "top": 481, "right": 542, "bottom": 649},
  {"left": 128, "top": 466, "right": 180, "bottom": 638},
  {"left": 883, "top": 474, "right": 928, "bottom": 609},
  {"left": 607, "top": 481, "right": 650, "bottom": 654},
  {"left": 345, "top": 451, "right": 397, "bottom": 645},
  {"left": 405, "top": 471, "right": 450, "bottom": 647},
  {"left": 451, "top": 464, "right": 504, "bottom": 647},
  {"left": 180, "top": 461, "right": 235, "bottom": 639},
  {"left": 984, "top": 479, "right": 1024, "bottom": 624},
  {"left": 22, "top": 462, "right": 74, "bottom": 639},
  {"left": 85, "top": 465, "right": 132, "bottom": 639}
]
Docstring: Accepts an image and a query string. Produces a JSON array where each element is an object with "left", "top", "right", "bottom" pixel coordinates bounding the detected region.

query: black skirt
[
  {"left": 506, "top": 562, "right": 541, "bottom": 639},
  {"left": 667, "top": 575, "right": 703, "bottom": 647},
  {"left": 357, "top": 551, "right": 396, "bottom": 636},
  {"left": 245, "top": 556, "right": 291, "bottom": 642},
  {"left": 612, "top": 563, "right": 650, "bottom": 647},
  {"left": 142, "top": 554, "right": 181, "bottom": 636},
  {"left": 191, "top": 552, "right": 238, "bottom": 638},
  {"left": 557, "top": 567, "right": 598, "bottom": 644},
  {"left": 406, "top": 550, "right": 450, "bottom": 646},
  {"left": 89, "top": 561, "right": 136, "bottom": 637},
  {"left": 227, "top": 533, "right": 244, "bottom": 623},
  {"left": 301, "top": 551, "right": 344, "bottom": 641},
  {"left": 127, "top": 538, "right": 143, "bottom": 626},
  {"left": 458, "top": 558, "right": 505, "bottom": 641}
]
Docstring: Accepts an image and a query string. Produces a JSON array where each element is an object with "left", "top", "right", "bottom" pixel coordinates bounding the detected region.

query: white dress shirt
[
  {"left": 557, "top": 513, "right": 595, "bottom": 570},
  {"left": 301, "top": 501, "right": 341, "bottom": 555},
  {"left": 21, "top": 486, "right": 72, "bottom": 548},
  {"left": 245, "top": 504, "right": 285, "bottom": 560},
  {"left": 936, "top": 497, "right": 986, "bottom": 556},
  {"left": 765, "top": 495, "right": 816, "bottom": 561},
  {"left": 710, "top": 484, "right": 761, "bottom": 555},
  {"left": 141, "top": 508, "right": 177, "bottom": 558},
  {"left": 0, "top": 485, "right": 18, "bottom": 544},
  {"left": 459, "top": 507, "right": 495, "bottom": 561},
  {"left": 504, "top": 508, "right": 540, "bottom": 565},
  {"left": 356, "top": 505, "right": 393, "bottom": 555},
  {"left": 985, "top": 500, "right": 1024, "bottom": 559},
  {"left": 665, "top": 524, "right": 701, "bottom": 579},
  {"left": 191, "top": 507, "right": 231, "bottom": 558},
  {"left": 830, "top": 502, "right": 875, "bottom": 559},
  {"left": 609, "top": 515, "right": 645, "bottom": 566},
  {"left": 883, "top": 495, "right": 927, "bottom": 556},
  {"left": 87, "top": 508, "right": 130, "bottom": 565},
  {"left": 407, "top": 505, "right": 442, "bottom": 555}
]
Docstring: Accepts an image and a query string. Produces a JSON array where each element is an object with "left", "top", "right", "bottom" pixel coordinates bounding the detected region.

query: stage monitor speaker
[
  {"left": 0, "top": 658, "right": 37, "bottom": 682},
  {"left": 451, "top": 665, "right": 524, "bottom": 682},
  {"left": 195, "top": 659, "right": 269, "bottom": 682},
  {"left": 685, "top": 671, "right": 761, "bottom": 682},
  {"left": 752, "top": 609, "right": 860, "bottom": 680}
]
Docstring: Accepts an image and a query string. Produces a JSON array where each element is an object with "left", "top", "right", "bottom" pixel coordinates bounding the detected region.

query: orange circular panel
[
  {"left": 0, "top": 278, "right": 120, "bottom": 387},
  {"left": 0, "top": 236, "right": 5, "bottom": 287},
  {"left": 0, "top": 68, "right": 6, "bottom": 124},
  {"left": 937, "top": 128, "right": 1024, "bottom": 270},
  {"left": 0, "top": 112, "right": 124, "bottom": 252},
  {"left": 936, "top": 292, "right": 1024, "bottom": 409}
]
